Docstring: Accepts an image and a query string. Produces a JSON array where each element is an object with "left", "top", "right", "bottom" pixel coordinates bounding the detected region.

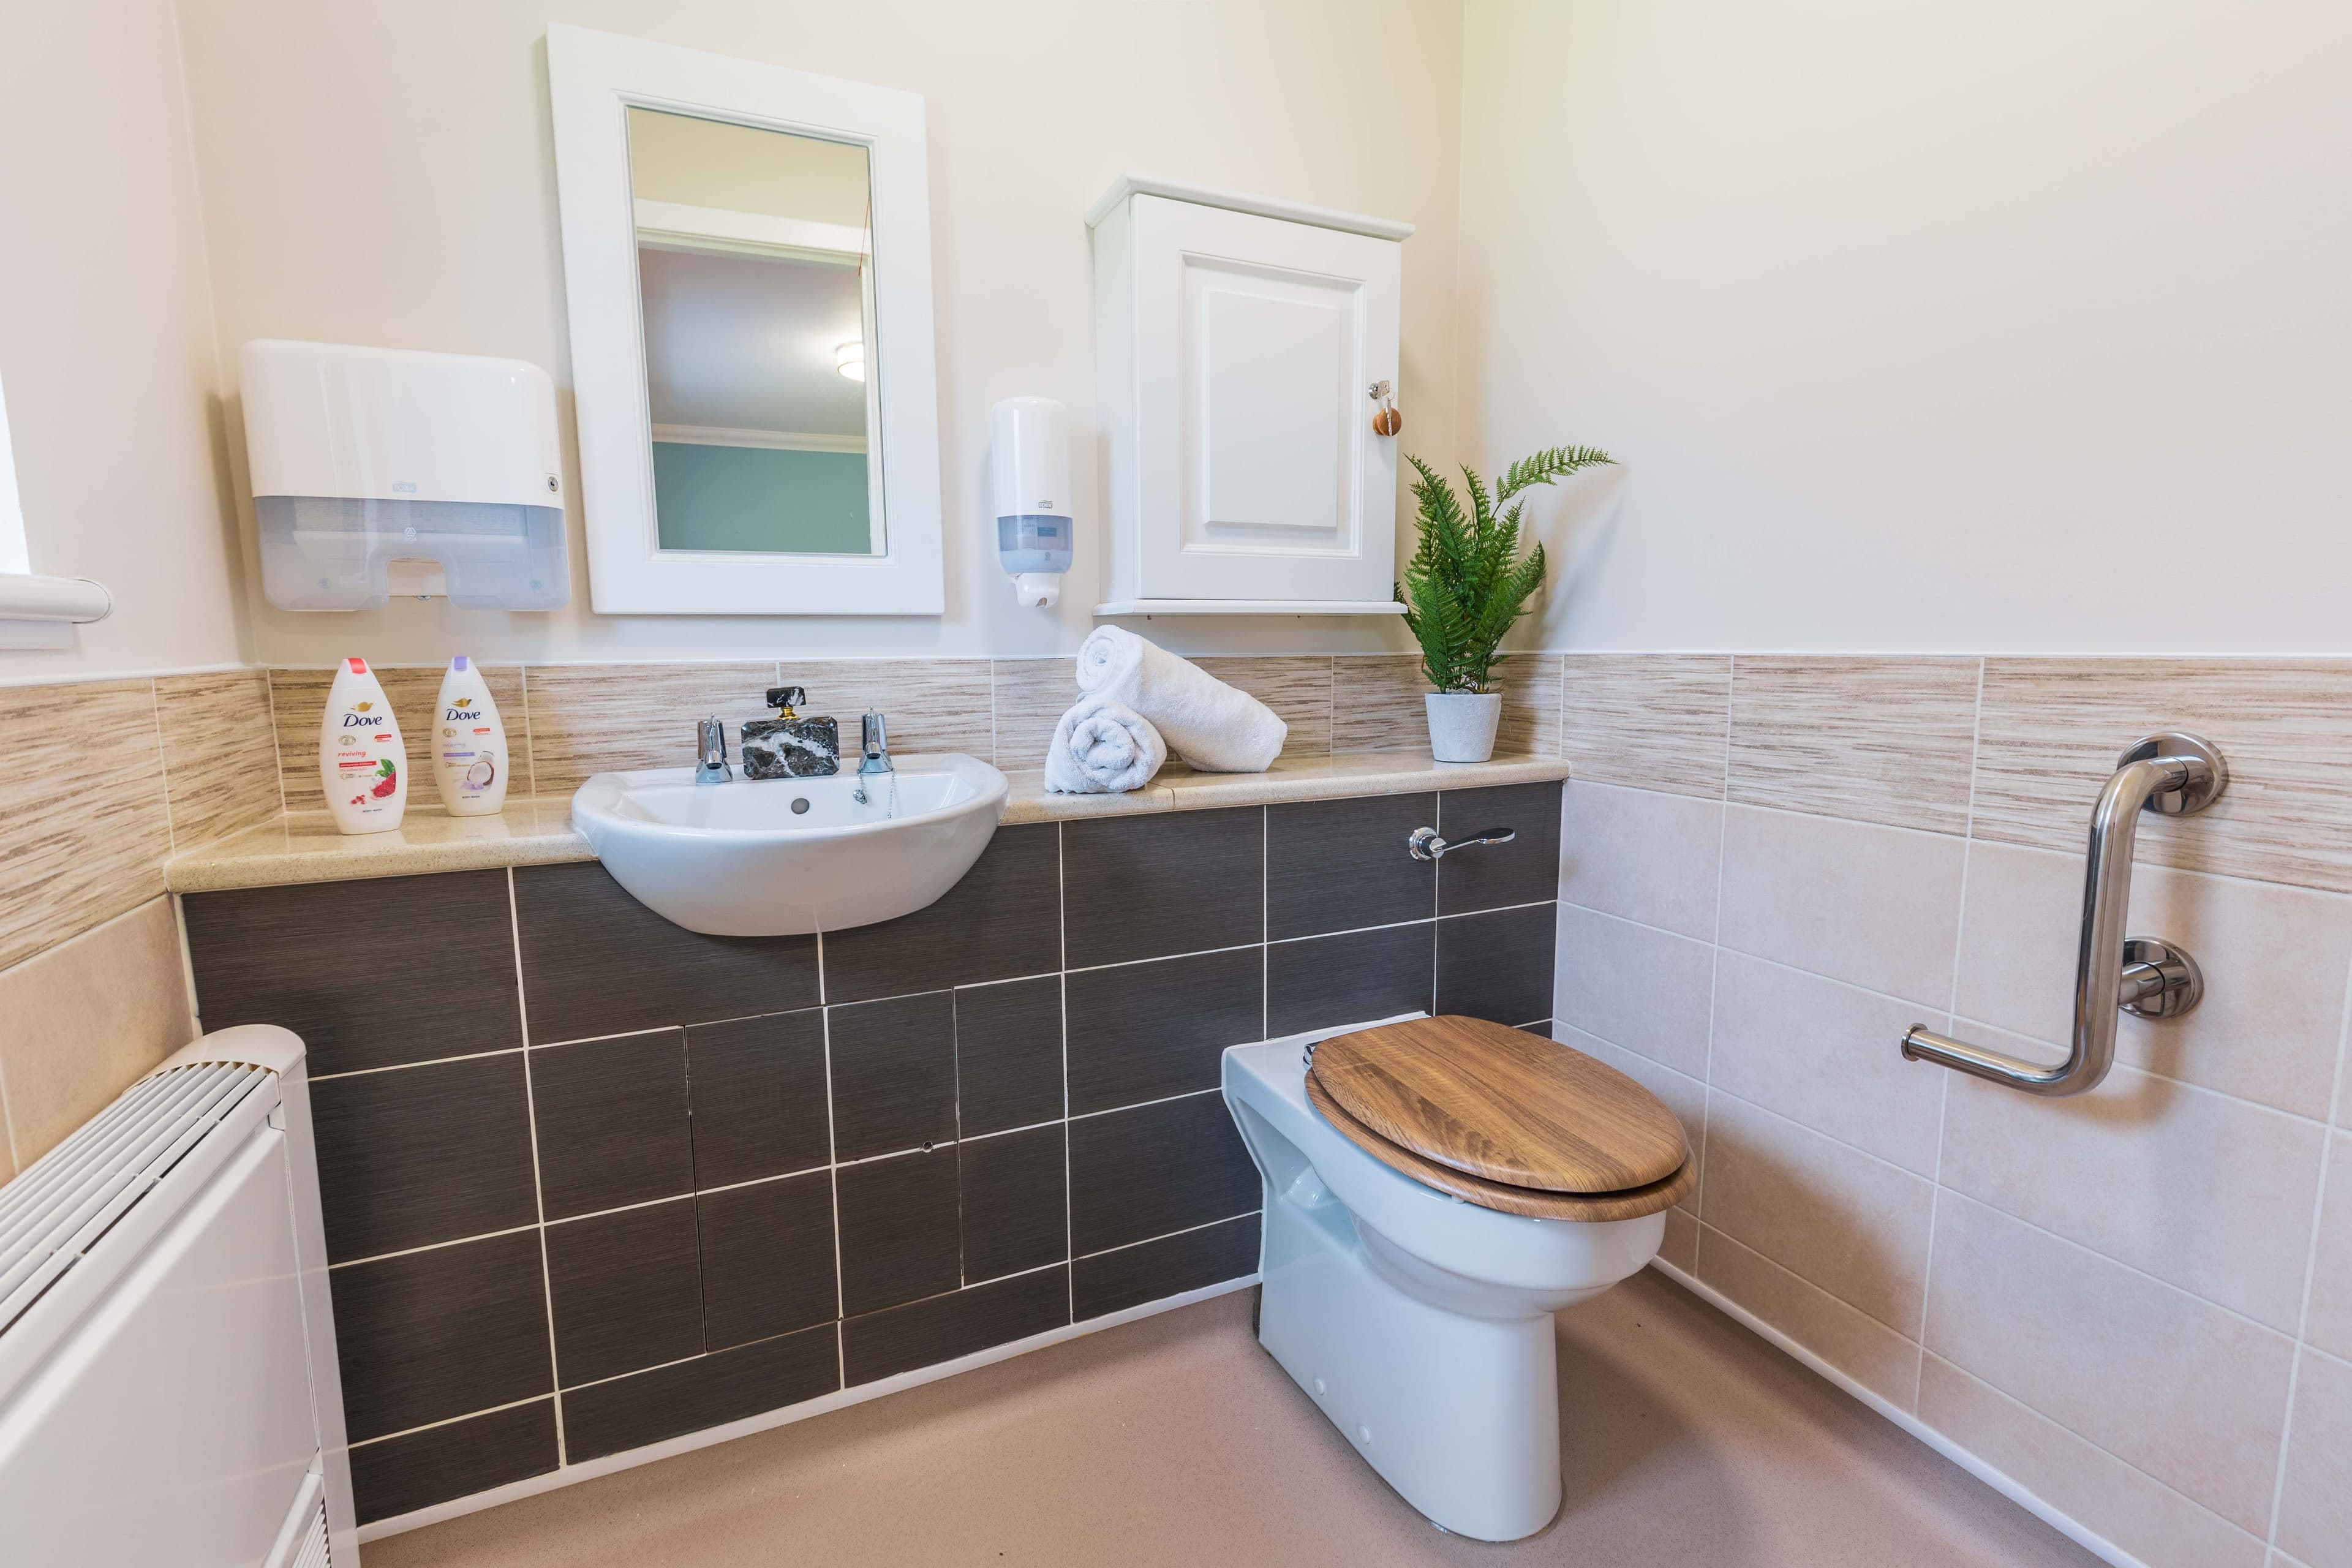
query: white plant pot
[{"left": 1425, "top": 692, "right": 1502, "bottom": 763}]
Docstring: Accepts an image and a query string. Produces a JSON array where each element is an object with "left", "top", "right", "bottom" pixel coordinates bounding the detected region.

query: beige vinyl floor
[{"left": 364, "top": 1267, "right": 2103, "bottom": 1568}]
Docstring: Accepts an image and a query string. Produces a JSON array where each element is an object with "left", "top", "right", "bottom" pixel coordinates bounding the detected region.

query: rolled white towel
[
  {"left": 1073, "top": 626, "right": 1286, "bottom": 773},
  {"left": 1043, "top": 695, "right": 1167, "bottom": 794}
]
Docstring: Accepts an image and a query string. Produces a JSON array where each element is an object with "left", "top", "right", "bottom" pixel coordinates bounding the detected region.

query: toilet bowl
[{"left": 1221, "top": 1015, "right": 1694, "bottom": 1542}]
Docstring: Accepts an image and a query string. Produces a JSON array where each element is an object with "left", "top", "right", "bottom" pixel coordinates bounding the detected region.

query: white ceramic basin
[{"left": 570, "top": 753, "right": 1008, "bottom": 936}]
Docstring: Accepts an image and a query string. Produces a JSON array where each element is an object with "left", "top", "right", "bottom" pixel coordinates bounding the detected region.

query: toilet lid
[
  {"left": 1310, "top": 1016, "right": 1689, "bottom": 1194},
  {"left": 1305, "top": 1073, "right": 1697, "bottom": 1221}
]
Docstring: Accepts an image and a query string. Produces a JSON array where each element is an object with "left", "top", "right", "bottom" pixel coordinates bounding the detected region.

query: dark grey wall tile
[
  {"left": 842, "top": 1265, "right": 1069, "bottom": 1387},
  {"left": 1266, "top": 922, "right": 1433, "bottom": 1038},
  {"left": 529, "top": 1030, "right": 694, "bottom": 1221},
  {"left": 821, "top": 824, "right": 1060, "bottom": 1004},
  {"left": 835, "top": 1147, "right": 960, "bottom": 1316},
  {"left": 1068, "top": 1093, "right": 1260, "bottom": 1255},
  {"left": 1062, "top": 809, "right": 1264, "bottom": 968},
  {"left": 1072, "top": 1213, "right": 1261, "bottom": 1321},
  {"left": 960, "top": 1125, "right": 1067, "bottom": 1284},
  {"left": 545, "top": 1198, "right": 706, "bottom": 1387},
  {"left": 1266, "top": 793, "right": 1434, "bottom": 940},
  {"left": 514, "top": 862, "right": 818, "bottom": 1043},
  {"left": 829, "top": 990, "right": 956, "bottom": 1161},
  {"left": 328, "top": 1229, "right": 552, "bottom": 1442},
  {"left": 685, "top": 1009, "right": 829, "bottom": 1187},
  {"left": 1064, "top": 947, "right": 1263, "bottom": 1115},
  {"left": 697, "top": 1172, "right": 837, "bottom": 1351},
  {"left": 349, "top": 1398, "right": 557, "bottom": 1526},
  {"left": 185, "top": 870, "right": 521, "bottom": 1076},
  {"left": 1436, "top": 903, "right": 1558, "bottom": 1027},
  {"left": 954, "top": 976, "right": 1063, "bottom": 1136},
  {"left": 311, "top": 1053, "right": 537, "bottom": 1264},
  {"left": 1436, "top": 782, "right": 1564, "bottom": 914},
  {"left": 562, "top": 1324, "right": 840, "bottom": 1463}
]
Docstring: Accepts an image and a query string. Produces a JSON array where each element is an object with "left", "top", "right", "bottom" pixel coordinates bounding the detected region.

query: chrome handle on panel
[
  {"left": 1408, "top": 825, "right": 1515, "bottom": 862},
  {"left": 1901, "top": 732, "right": 2225, "bottom": 1097}
]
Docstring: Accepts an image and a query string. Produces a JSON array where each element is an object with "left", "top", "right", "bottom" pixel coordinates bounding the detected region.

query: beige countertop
[{"left": 165, "top": 750, "right": 1572, "bottom": 893}]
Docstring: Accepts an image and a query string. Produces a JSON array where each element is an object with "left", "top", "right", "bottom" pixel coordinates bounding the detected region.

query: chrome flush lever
[{"left": 1407, "top": 826, "right": 1515, "bottom": 862}]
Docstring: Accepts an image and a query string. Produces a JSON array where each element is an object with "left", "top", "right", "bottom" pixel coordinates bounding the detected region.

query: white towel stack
[
  {"left": 1073, "top": 627, "right": 1286, "bottom": 773},
  {"left": 1042, "top": 695, "right": 1167, "bottom": 795}
]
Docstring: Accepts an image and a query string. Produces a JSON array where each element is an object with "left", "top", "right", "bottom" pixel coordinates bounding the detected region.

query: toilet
[{"left": 1222, "top": 1014, "right": 1697, "bottom": 1542}]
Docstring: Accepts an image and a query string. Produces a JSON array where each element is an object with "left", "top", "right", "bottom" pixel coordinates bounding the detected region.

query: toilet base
[{"left": 1254, "top": 1174, "right": 1566, "bottom": 1542}]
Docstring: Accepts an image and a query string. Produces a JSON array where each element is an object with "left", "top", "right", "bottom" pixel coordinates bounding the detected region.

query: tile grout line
[
  {"left": 1915, "top": 657, "right": 1986, "bottom": 1394},
  {"left": 1057, "top": 822, "right": 1074, "bottom": 1323},
  {"left": 2260, "top": 945, "right": 2352, "bottom": 1555},
  {"left": 505, "top": 865, "right": 567, "bottom": 1469},
  {"left": 1692, "top": 653, "right": 1736, "bottom": 1232},
  {"left": 823, "top": 1001, "right": 845, "bottom": 1389}
]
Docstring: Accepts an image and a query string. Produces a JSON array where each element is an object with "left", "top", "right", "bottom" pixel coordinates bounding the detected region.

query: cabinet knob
[{"left": 1369, "top": 380, "right": 1402, "bottom": 437}]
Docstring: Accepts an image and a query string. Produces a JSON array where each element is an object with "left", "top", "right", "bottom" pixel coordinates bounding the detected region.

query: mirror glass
[{"left": 627, "top": 108, "right": 881, "bottom": 556}]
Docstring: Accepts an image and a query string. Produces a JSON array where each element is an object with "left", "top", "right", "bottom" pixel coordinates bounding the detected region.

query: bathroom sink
[{"left": 570, "top": 754, "right": 1008, "bottom": 936}]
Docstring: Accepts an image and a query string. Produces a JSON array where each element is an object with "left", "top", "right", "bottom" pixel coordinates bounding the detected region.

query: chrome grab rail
[{"left": 1901, "top": 732, "right": 2225, "bottom": 1096}]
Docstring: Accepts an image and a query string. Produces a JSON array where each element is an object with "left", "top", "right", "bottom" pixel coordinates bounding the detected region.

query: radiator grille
[{"left": 0, "top": 1061, "right": 271, "bottom": 1336}]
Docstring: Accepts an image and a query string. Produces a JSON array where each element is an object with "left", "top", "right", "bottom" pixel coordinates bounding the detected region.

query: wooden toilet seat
[{"left": 1307, "top": 1016, "right": 1696, "bottom": 1221}]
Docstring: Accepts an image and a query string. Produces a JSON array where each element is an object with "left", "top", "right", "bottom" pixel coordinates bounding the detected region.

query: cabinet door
[{"left": 1130, "top": 196, "right": 1399, "bottom": 602}]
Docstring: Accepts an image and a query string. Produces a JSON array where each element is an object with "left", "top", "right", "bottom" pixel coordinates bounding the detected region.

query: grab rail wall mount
[{"left": 1901, "top": 731, "right": 2226, "bottom": 1097}]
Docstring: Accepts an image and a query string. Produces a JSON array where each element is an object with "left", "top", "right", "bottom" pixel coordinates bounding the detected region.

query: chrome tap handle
[
  {"left": 693, "top": 716, "right": 731, "bottom": 784},
  {"left": 1407, "top": 825, "right": 1515, "bottom": 862},
  {"left": 858, "top": 710, "right": 892, "bottom": 772}
]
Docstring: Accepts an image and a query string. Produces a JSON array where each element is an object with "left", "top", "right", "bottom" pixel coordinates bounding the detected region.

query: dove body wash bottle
[
  {"left": 319, "top": 657, "right": 409, "bottom": 834},
  {"left": 431, "top": 655, "right": 510, "bottom": 816}
]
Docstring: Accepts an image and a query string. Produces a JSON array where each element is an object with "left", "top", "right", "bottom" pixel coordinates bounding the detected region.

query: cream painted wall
[
  {"left": 0, "top": 0, "right": 249, "bottom": 679},
  {"left": 173, "top": 0, "right": 1463, "bottom": 665},
  {"left": 1458, "top": 0, "right": 2352, "bottom": 654}
]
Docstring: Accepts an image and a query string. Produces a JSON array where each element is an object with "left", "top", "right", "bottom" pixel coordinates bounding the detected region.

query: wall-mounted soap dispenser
[
  {"left": 991, "top": 396, "right": 1072, "bottom": 609},
  {"left": 240, "top": 340, "right": 570, "bottom": 611}
]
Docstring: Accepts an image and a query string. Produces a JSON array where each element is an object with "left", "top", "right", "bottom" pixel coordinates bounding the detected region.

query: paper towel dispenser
[{"left": 239, "top": 340, "right": 570, "bottom": 610}]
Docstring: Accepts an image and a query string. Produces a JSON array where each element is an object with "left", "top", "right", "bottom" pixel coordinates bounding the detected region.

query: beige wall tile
[
  {"left": 1659, "top": 1206, "right": 1698, "bottom": 1272},
  {"left": 1490, "top": 652, "right": 1560, "bottom": 757},
  {"left": 1560, "top": 653, "right": 1730, "bottom": 799},
  {"left": 1923, "top": 1193, "right": 2293, "bottom": 1532},
  {"left": 1700, "top": 1088, "right": 1935, "bottom": 1333},
  {"left": 1972, "top": 658, "right": 2352, "bottom": 895},
  {"left": 1708, "top": 952, "right": 1946, "bottom": 1177},
  {"left": 0, "top": 898, "right": 195, "bottom": 1167},
  {"left": 1556, "top": 1022, "right": 1707, "bottom": 1213},
  {"left": 1331, "top": 654, "right": 1427, "bottom": 753},
  {"left": 0, "top": 680, "right": 174, "bottom": 973},
  {"left": 787, "top": 659, "right": 992, "bottom": 760},
  {"left": 1559, "top": 780, "right": 1724, "bottom": 941},
  {"left": 1941, "top": 1052, "right": 2325, "bottom": 1332},
  {"left": 991, "top": 658, "right": 1075, "bottom": 771},
  {"left": 1716, "top": 805, "right": 1965, "bottom": 1007},
  {"left": 156, "top": 669, "right": 283, "bottom": 850},
  {"left": 2306, "top": 1135, "right": 2352, "bottom": 1363},
  {"left": 1552, "top": 904, "right": 1715, "bottom": 1079},
  {"left": 1953, "top": 840, "right": 2352, "bottom": 1120},
  {"left": 1193, "top": 657, "right": 1335, "bottom": 760},
  {"left": 1727, "top": 656, "right": 1981, "bottom": 834},
  {"left": 521, "top": 663, "right": 775, "bottom": 795},
  {"left": 1697, "top": 1224, "right": 1922, "bottom": 1408},
  {"left": 273, "top": 663, "right": 532, "bottom": 810},
  {"left": 2276, "top": 1348, "right": 2352, "bottom": 1568},
  {"left": 1917, "top": 1354, "right": 2268, "bottom": 1568}
]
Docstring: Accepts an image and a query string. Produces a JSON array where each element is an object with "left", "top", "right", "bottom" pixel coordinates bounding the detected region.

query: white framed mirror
[{"left": 546, "top": 24, "right": 943, "bottom": 615}]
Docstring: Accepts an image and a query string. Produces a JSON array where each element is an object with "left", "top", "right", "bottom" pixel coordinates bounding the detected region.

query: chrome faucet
[
  {"left": 852, "top": 710, "right": 892, "bottom": 804},
  {"left": 693, "top": 716, "right": 732, "bottom": 784}
]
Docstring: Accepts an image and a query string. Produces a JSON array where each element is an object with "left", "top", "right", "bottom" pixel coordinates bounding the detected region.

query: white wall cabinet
[{"left": 1088, "top": 176, "right": 1410, "bottom": 616}]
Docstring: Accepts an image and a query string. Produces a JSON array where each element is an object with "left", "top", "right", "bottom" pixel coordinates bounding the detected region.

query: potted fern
[{"left": 1396, "top": 445, "right": 1615, "bottom": 761}]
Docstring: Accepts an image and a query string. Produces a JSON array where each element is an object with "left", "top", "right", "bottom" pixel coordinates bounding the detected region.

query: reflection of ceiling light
[{"left": 835, "top": 341, "right": 865, "bottom": 382}]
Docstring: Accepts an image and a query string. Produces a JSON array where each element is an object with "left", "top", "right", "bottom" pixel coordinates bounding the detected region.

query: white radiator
[{"left": 0, "top": 1025, "right": 356, "bottom": 1567}]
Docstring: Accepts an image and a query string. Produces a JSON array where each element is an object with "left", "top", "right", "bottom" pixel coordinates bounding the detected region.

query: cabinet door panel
[{"left": 1131, "top": 196, "right": 1398, "bottom": 603}]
